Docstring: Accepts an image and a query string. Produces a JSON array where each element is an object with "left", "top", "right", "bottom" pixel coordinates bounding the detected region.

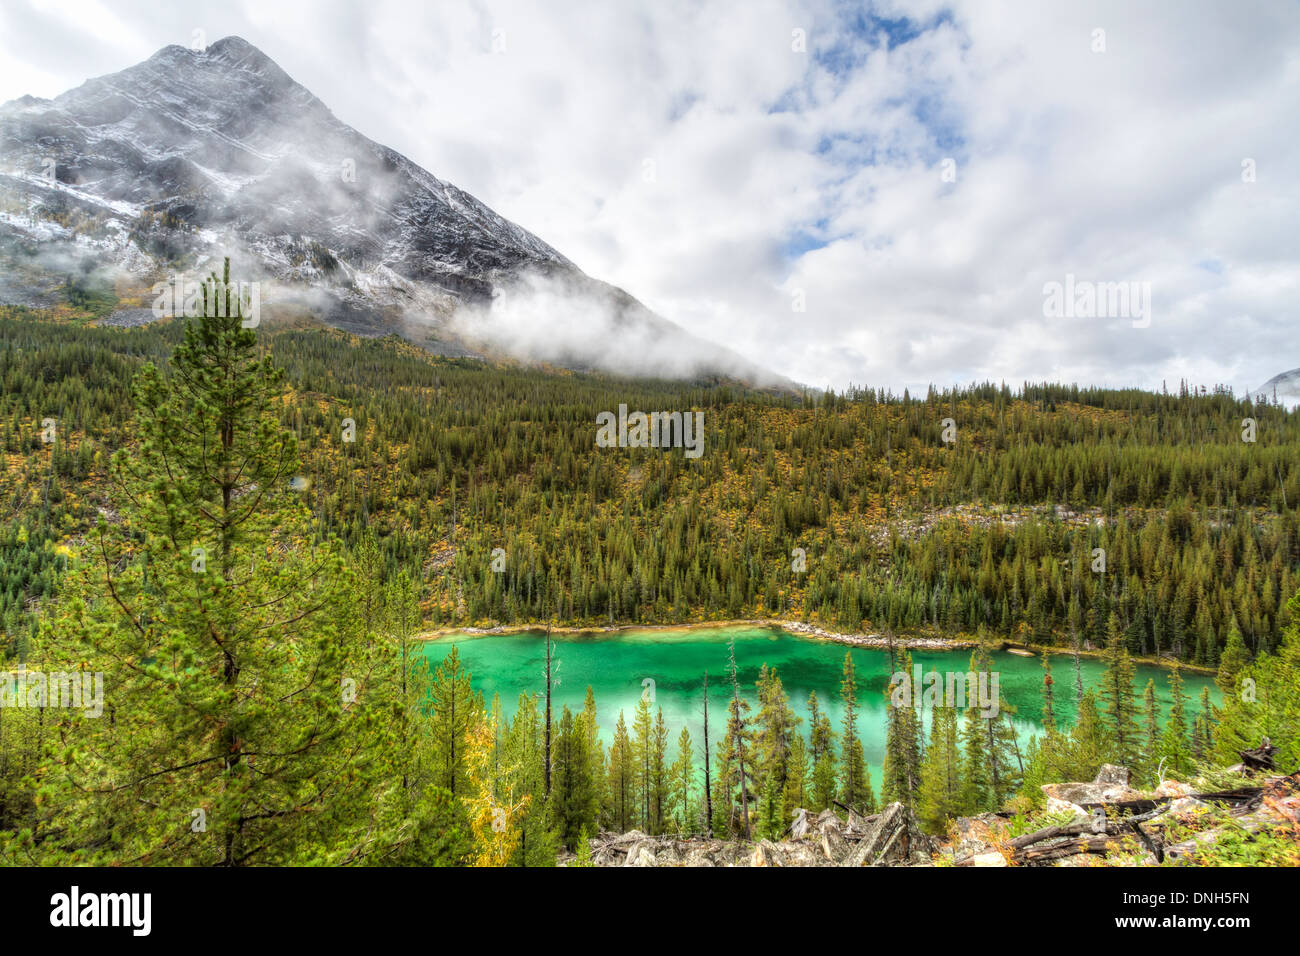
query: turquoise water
[{"left": 423, "top": 625, "right": 1219, "bottom": 786}]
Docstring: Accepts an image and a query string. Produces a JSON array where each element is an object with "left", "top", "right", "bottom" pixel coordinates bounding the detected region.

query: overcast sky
[{"left": 1, "top": 0, "right": 1297, "bottom": 394}]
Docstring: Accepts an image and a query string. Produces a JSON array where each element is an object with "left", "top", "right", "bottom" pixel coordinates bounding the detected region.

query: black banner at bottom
[{"left": 0, "top": 863, "right": 1280, "bottom": 942}]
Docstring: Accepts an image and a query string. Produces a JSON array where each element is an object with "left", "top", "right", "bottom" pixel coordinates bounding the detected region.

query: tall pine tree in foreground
[
  {"left": 839, "top": 652, "right": 872, "bottom": 812},
  {"left": 713, "top": 638, "right": 754, "bottom": 838},
  {"left": 669, "top": 726, "right": 694, "bottom": 834},
  {"left": 808, "top": 691, "right": 837, "bottom": 812},
  {"left": 40, "top": 259, "right": 372, "bottom": 865},
  {"left": 917, "top": 702, "right": 960, "bottom": 833},
  {"left": 882, "top": 652, "right": 919, "bottom": 807},
  {"left": 754, "top": 664, "right": 800, "bottom": 838},
  {"left": 1159, "top": 662, "right": 1193, "bottom": 780}
]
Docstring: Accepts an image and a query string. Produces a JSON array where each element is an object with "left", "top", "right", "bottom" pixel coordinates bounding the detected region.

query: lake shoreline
[
  {"left": 419, "top": 618, "right": 981, "bottom": 651},
  {"left": 417, "top": 619, "right": 1216, "bottom": 675}
]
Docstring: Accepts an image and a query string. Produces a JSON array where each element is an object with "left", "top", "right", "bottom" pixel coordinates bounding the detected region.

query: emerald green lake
[{"left": 424, "top": 625, "right": 1218, "bottom": 791}]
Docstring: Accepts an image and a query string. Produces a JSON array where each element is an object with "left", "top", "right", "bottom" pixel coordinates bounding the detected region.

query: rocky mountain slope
[
  {"left": 1253, "top": 368, "right": 1300, "bottom": 410},
  {"left": 0, "top": 36, "right": 791, "bottom": 388}
]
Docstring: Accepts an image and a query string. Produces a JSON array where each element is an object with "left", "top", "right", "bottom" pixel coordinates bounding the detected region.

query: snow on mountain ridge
[{"left": 0, "top": 36, "right": 792, "bottom": 386}]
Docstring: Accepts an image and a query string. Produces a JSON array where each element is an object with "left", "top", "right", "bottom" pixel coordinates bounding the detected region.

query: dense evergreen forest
[
  {"left": 3, "top": 305, "right": 1297, "bottom": 668},
  {"left": 1, "top": 280, "right": 1298, "bottom": 865}
]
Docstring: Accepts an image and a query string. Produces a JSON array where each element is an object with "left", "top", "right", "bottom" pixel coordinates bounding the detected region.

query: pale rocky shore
[{"left": 419, "top": 618, "right": 980, "bottom": 652}]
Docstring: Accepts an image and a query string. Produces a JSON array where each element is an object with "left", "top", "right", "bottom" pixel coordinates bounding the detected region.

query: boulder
[
  {"left": 819, "top": 828, "right": 849, "bottom": 863},
  {"left": 624, "top": 840, "right": 657, "bottom": 867},
  {"left": 812, "top": 808, "right": 842, "bottom": 835},
  {"left": 948, "top": 812, "right": 1010, "bottom": 860},
  {"left": 1041, "top": 780, "right": 1140, "bottom": 805},
  {"left": 1153, "top": 779, "right": 1196, "bottom": 798},
  {"left": 1094, "top": 764, "right": 1132, "bottom": 786},
  {"left": 790, "top": 808, "right": 810, "bottom": 839},
  {"left": 750, "top": 840, "right": 782, "bottom": 867},
  {"left": 1044, "top": 796, "right": 1088, "bottom": 822}
]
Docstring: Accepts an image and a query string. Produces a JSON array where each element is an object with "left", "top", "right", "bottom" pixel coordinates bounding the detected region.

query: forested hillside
[
  {"left": 2, "top": 279, "right": 1298, "bottom": 867},
  {"left": 3, "top": 307, "right": 1296, "bottom": 670}
]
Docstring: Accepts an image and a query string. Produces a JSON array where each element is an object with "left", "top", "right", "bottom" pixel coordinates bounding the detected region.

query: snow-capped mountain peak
[{"left": 0, "top": 37, "right": 788, "bottom": 387}]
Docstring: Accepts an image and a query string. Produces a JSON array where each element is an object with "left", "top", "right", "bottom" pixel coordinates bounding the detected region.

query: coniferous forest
[{"left": 1, "top": 277, "right": 1298, "bottom": 869}]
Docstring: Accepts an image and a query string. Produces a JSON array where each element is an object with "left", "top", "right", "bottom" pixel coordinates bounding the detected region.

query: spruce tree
[
  {"left": 42, "top": 258, "right": 367, "bottom": 865},
  {"left": 578, "top": 686, "right": 605, "bottom": 818},
  {"left": 606, "top": 711, "right": 633, "bottom": 832},
  {"left": 1216, "top": 621, "right": 1251, "bottom": 694},
  {"left": 1098, "top": 612, "right": 1142, "bottom": 768},
  {"left": 839, "top": 652, "right": 871, "bottom": 811},
  {"left": 808, "top": 692, "right": 838, "bottom": 812},
  {"left": 784, "top": 732, "right": 810, "bottom": 819},
  {"left": 1193, "top": 687, "right": 1214, "bottom": 760},
  {"left": 669, "top": 726, "right": 694, "bottom": 834},
  {"left": 882, "top": 651, "right": 922, "bottom": 806},
  {"left": 631, "top": 694, "right": 654, "bottom": 831},
  {"left": 917, "top": 704, "right": 959, "bottom": 833},
  {"left": 426, "top": 645, "right": 483, "bottom": 797},
  {"left": 715, "top": 638, "right": 755, "bottom": 838},
  {"left": 551, "top": 705, "right": 598, "bottom": 850},
  {"left": 754, "top": 664, "right": 799, "bottom": 832},
  {"left": 1058, "top": 690, "right": 1109, "bottom": 781},
  {"left": 957, "top": 705, "right": 990, "bottom": 814},
  {"left": 1041, "top": 652, "right": 1057, "bottom": 732},
  {"left": 1141, "top": 678, "right": 1160, "bottom": 785},
  {"left": 1159, "top": 662, "right": 1193, "bottom": 779},
  {"left": 651, "top": 707, "right": 670, "bottom": 833}
]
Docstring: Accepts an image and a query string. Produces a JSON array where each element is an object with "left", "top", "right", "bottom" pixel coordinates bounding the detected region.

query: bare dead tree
[
  {"left": 728, "top": 639, "right": 751, "bottom": 841},
  {"left": 702, "top": 671, "right": 712, "bottom": 837},
  {"left": 544, "top": 624, "right": 553, "bottom": 796}
]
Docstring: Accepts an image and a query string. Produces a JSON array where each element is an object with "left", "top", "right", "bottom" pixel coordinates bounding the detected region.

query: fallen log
[
  {"left": 1007, "top": 807, "right": 1164, "bottom": 852},
  {"left": 1018, "top": 834, "right": 1116, "bottom": 864},
  {"left": 1079, "top": 786, "right": 1263, "bottom": 815}
]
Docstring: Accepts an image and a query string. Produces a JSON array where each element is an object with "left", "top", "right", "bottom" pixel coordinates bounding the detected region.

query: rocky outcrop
[
  {"left": 574, "top": 756, "right": 1300, "bottom": 868},
  {"left": 1039, "top": 764, "right": 1141, "bottom": 806},
  {"left": 948, "top": 760, "right": 1300, "bottom": 867}
]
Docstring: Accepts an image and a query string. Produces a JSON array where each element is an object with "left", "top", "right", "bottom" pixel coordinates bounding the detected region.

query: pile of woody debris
[
  {"left": 580, "top": 801, "right": 935, "bottom": 867},
  {"left": 574, "top": 740, "right": 1298, "bottom": 867}
]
